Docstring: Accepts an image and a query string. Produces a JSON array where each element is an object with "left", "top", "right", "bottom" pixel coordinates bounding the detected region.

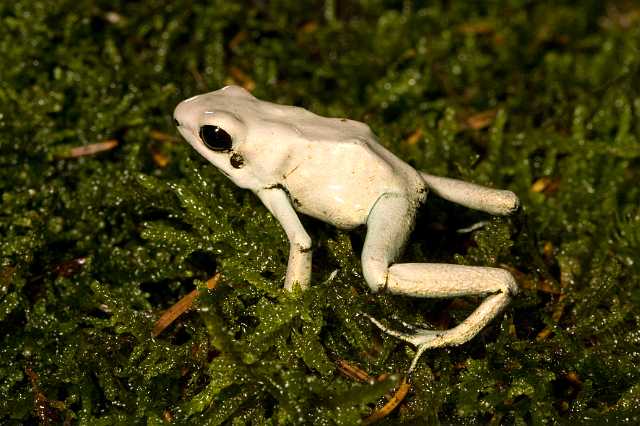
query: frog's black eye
[{"left": 199, "top": 125, "right": 232, "bottom": 152}]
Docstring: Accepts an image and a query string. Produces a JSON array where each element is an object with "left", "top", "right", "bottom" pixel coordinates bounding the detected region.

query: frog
[{"left": 173, "top": 85, "right": 519, "bottom": 373}]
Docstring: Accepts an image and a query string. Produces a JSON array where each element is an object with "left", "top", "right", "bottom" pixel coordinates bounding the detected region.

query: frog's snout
[
  {"left": 173, "top": 103, "right": 186, "bottom": 128},
  {"left": 173, "top": 102, "right": 199, "bottom": 147},
  {"left": 173, "top": 96, "right": 200, "bottom": 130}
]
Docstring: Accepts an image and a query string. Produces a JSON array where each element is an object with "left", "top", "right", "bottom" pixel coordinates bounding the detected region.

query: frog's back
[
  {"left": 277, "top": 111, "right": 426, "bottom": 229},
  {"left": 209, "top": 86, "right": 383, "bottom": 147},
  {"left": 292, "top": 112, "right": 374, "bottom": 144},
  {"left": 202, "top": 87, "right": 426, "bottom": 228}
]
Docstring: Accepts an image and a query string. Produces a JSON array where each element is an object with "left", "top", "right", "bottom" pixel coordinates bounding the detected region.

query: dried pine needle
[
  {"left": 335, "top": 359, "right": 411, "bottom": 424},
  {"left": 68, "top": 140, "right": 119, "bottom": 157},
  {"left": 152, "top": 273, "right": 220, "bottom": 337},
  {"left": 151, "top": 150, "right": 170, "bottom": 168},
  {"left": 227, "top": 66, "right": 256, "bottom": 91},
  {"left": 149, "top": 130, "right": 179, "bottom": 143},
  {"left": 362, "top": 377, "right": 411, "bottom": 424},
  {"left": 336, "top": 359, "right": 372, "bottom": 382},
  {"left": 404, "top": 128, "right": 423, "bottom": 145},
  {"left": 466, "top": 109, "right": 497, "bottom": 130}
]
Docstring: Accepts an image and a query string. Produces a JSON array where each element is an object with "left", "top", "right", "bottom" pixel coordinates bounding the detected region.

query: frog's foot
[
  {"left": 360, "top": 193, "right": 518, "bottom": 374},
  {"left": 364, "top": 314, "right": 457, "bottom": 376},
  {"left": 404, "top": 328, "right": 472, "bottom": 374},
  {"left": 364, "top": 313, "right": 424, "bottom": 345},
  {"left": 363, "top": 314, "right": 475, "bottom": 349}
]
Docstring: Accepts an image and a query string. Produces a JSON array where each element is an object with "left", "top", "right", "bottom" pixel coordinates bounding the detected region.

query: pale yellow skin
[
  {"left": 174, "top": 85, "right": 425, "bottom": 229},
  {"left": 174, "top": 86, "right": 520, "bottom": 374}
]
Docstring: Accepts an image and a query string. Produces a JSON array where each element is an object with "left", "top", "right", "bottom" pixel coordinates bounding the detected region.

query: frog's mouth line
[{"left": 176, "top": 126, "right": 198, "bottom": 146}]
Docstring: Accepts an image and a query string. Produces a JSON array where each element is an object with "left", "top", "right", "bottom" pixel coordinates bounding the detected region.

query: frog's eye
[{"left": 199, "top": 125, "right": 232, "bottom": 152}]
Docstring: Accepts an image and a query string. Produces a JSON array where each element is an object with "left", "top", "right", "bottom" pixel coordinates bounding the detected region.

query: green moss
[{"left": 1, "top": 0, "right": 639, "bottom": 423}]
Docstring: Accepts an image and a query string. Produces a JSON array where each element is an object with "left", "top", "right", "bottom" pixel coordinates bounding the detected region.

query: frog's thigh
[
  {"left": 363, "top": 192, "right": 518, "bottom": 347},
  {"left": 386, "top": 264, "right": 518, "bottom": 299},
  {"left": 381, "top": 262, "right": 517, "bottom": 354},
  {"left": 361, "top": 193, "right": 417, "bottom": 292}
]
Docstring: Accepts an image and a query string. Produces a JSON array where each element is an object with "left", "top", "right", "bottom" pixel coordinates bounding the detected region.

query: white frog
[{"left": 174, "top": 85, "right": 519, "bottom": 373}]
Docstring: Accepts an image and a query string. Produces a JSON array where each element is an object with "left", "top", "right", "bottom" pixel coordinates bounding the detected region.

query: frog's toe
[
  {"left": 389, "top": 314, "right": 422, "bottom": 331},
  {"left": 364, "top": 314, "right": 459, "bottom": 375},
  {"left": 363, "top": 313, "right": 430, "bottom": 346},
  {"left": 405, "top": 331, "right": 455, "bottom": 375}
]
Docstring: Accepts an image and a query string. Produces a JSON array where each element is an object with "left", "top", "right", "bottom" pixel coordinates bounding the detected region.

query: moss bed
[{"left": 1, "top": 1, "right": 639, "bottom": 424}]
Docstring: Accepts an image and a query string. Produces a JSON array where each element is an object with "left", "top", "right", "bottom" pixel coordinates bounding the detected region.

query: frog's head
[{"left": 173, "top": 85, "right": 258, "bottom": 188}]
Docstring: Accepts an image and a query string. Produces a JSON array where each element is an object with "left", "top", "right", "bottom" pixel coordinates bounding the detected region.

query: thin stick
[
  {"left": 336, "top": 359, "right": 372, "bottom": 382},
  {"left": 68, "top": 140, "right": 119, "bottom": 157},
  {"left": 152, "top": 273, "right": 220, "bottom": 337},
  {"left": 362, "top": 378, "right": 411, "bottom": 424}
]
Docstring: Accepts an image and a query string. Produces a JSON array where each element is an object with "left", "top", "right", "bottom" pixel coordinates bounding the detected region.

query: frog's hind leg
[
  {"left": 420, "top": 172, "right": 519, "bottom": 216},
  {"left": 362, "top": 192, "right": 518, "bottom": 373}
]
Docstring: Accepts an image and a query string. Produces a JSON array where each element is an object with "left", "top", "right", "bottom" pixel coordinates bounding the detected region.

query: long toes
[
  {"left": 363, "top": 314, "right": 439, "bottom": 346},
  {"left": 363, "top": 314, "right": 419, "bottom": 344},
  {"left": 362, "top": 313, "right": 401, "bottom": 335},
  {"left": 406, "top": 333, "right": 452, "bottom": 375},
  {"left": 362, "top": 314, "right": 457, "bottom": 374},
  {"left": 390, "top": 315, "right": 432, "bottom": 331},
  {"left": 361, "top": 312, "right": 386, "bottom": 331}
]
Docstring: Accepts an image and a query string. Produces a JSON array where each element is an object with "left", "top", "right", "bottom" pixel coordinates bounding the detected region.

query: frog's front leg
[
  {"left": 256, "top": 186, "right": 312, "bottom": 291},
  {"left": 362, "top": 193, "right": 518, "bottom": 374}
]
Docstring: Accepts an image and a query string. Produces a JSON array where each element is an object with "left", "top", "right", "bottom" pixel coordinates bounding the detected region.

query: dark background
[{"left": 1, "top": 1, "right": 639, "bottom": 423}]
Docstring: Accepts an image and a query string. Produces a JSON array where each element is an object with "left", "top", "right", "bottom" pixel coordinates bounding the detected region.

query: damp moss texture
[{"left": 1, "top": 1, "right": 639, "bottom": 424}]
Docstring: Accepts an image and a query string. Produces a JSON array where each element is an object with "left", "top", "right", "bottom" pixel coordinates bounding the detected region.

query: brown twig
[
  {"left": 149, "top": 130, "right": 179, "bottom": 143},
  {"left": 227, "top": 66, "right": 256, "bottom": 92},
  {"left": 457, "top": 20, "right": 495, "bottom": 35},
  {"left": 404, "top": 128, "right": 423, "bottom": 146},
  {"left": 336, "top": 359, "right": 372, "bottom": 382},
  {"left": 151, "top": 150, "right": 170, "bottom": 168},
  {"left": 149, "top": 130, "right": 180, "bottom": 168},
  {"left": 362, "top": 377, "right": 411, "bottom": 425},
  {"left": 465, "top": 109, "right": 498, "bottom": 130},
  {"left": 335, "top": 359, "right": 411, "bottom": 424},
  {"left": 67, "top": 140, "right": 119, "bottom": 158},
  {"left": 152, "top": 273, "right": 220, "bottom": 337},
  {"left": 536, "top": 293, "right": 567, "bottom": 341},
  {"left": 531, "top": 177, "right": 560, "bottom": 195},
  {"left": 228, "top": 31, "right": 249, "bottom": 50},
  {"left": 162, "top": 409, "right": 174, "bottom": 423}
]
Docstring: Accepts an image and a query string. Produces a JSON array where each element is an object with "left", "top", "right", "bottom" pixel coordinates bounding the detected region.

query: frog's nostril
[{"left": 174, "top": 117, "right": 180, "bottom": 127}]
